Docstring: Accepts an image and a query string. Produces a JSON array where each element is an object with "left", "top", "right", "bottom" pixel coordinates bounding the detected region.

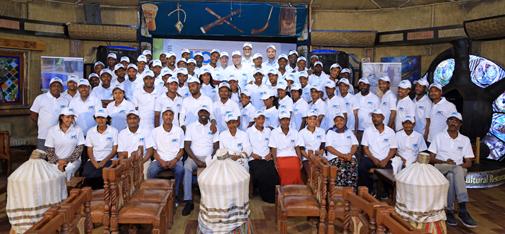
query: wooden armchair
[
  {"left": 342, "top": 187, "right": 390, "bottom": 234},
  {"left": 0, "top": 131, "right": 12, "bottom": 175},
  {"left": 326, "top": 166, "right": 353, "bottom": 234},
  {"left": 376, "top": 208, "right": 426, "bottom": 234},
  {"left": 277, "top": 158, "right": 330, "bottom": 234},
  {"left": 25, "top": 207, "right": 64, "bottom": 233}
]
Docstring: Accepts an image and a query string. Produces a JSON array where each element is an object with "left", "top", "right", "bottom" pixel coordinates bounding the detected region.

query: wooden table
[{"left": 375, "top": 169, "right": 396, "bottom": 205}]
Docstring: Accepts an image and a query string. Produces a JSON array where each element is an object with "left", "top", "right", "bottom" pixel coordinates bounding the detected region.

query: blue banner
[{"left": 141, "top": 2, "right": 307, "bottom": 38}]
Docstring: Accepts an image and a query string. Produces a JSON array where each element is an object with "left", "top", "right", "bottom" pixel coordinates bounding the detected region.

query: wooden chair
[
  {"left": 342, "top": 187, "right": 390, "bottom": 234},
  {"left": 277, "top": 158, "right": 330, "bottom": 234},
  {"left": 376, "top": 208, "right": 426, "bottom": 234},
  {"left": 0, "top": 131, "right": 12, "bottom": 175},
  {"left": 25, "top": 207, "right": 65, "bottom": 233},
  {"left": 326, "top": 166, "right": 352, "bottom": 234}
]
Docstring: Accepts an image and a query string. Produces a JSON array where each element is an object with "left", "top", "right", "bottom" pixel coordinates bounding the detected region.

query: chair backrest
[
  {"left": 119, "top": 156, "right": 136, "bottom": 197},
  {"left": 25, "top": 207, "right": 64, "bottom": 233},
  {"left": 0, "top": 131, "right": 9, "bottom": 157},
  {"left": 376, "top": 208, "right": 425, "bottom": 234},
  {"left": 343, "top": 186, "right": 389, "bottom": 233},
  {"left": 131, "top": 152, "right": 143, "bottom": 190},
  {"left": 59, "top": 188, "right": 93, "bottom": 234},
  {"left": 103, "top": 163, "right": 126, "bottom": 233}
]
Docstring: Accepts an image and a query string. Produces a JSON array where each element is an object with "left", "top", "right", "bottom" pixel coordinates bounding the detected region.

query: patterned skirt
[{"left": 328, "top": 156, "right": 358, "bottom": 188}]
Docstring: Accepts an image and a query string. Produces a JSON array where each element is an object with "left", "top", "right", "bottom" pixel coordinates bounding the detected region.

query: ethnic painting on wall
[{"left": 0, "top": 51, "right": 24, "bottom": 106}]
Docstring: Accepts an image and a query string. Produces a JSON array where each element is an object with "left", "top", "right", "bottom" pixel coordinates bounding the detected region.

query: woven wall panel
[
  {"left": 311, "top": 30, "right": 376, "bottom": 47},
  {"left": 438, "top": 27, "right": 466, "bottom": 38},
  {"left": 24, "top": 22, "right": 65, "bottom": 34},
  {"left": 67, "top": 23, "right": 137, "bottom": 41},
  {"left": 464, "top": 15, "right": 505, "bottom": 40}
]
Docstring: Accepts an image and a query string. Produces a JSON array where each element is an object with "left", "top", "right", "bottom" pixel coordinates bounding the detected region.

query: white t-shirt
[
  {"left": 323, "top": 96, "right": 347, "bottom": 130},
  {"left": 69, "top": 95, "right": 101, "bottom": 136},
  {"left": 91, "top": 85, "right": 114, "bottom": 101},
  {"left": 180, "top": 94, "right": 215, "bottom": 127},
  {"left": 291, "top": 98, "right": 309, "bottom": 131},
  {"left": 185, "top": 121, "right": 218, "bottom": 160},
  {"left": 85, "top": 126, "right": 118, "bottom": 161},
  {"left": 154, "top": 93, "right": 183, "bottom": 127},
  {"left": 395, "top": 130, "right": 427, "bottom": 165},
  {"left": 245, "top": 83, "right": 269, "bottom": 110},
  {"left": 361, "top": 125, "right": 398, "bottom": 160},
  {"left": 308, "top": 72, "right": 329, "bottom": 89},
  {"left": 413, "top": 95, "right": 432, "bottom": 135},
  {"left": 240, "top": 103, "right": 257, "bottom": 131},
  {"left": 132, "top": 88, "right": 160, "bottom": 131},
  {"left": 177, "top": 83, "right": 190, "bottom": 98},
  {"left": 45, "top": 124, "right": 85, "bottom": 160},
  {"left": 213, "top": 99, "right": 241, "bottom": 133},
  {"left": 309, "top": 98, "right": 327, "bottom": 118},
  {"left": 428, "top": 97, "right": 457, "bottom": 142},
  {"left": 123, "top": 77, "right": 143, "bottom": 100},
  {"left": 395, "top": 96, "right": 416, "bottom": 131},
  {"left": 201, "top": 84, "right": 218, "bottom": 102},
  {"left": 62, "top": 90, "right": 80, "bottom": 103},
  {"left": 278, "top": 95, "right": 294, "bottom": 113},
  {"left": 106, "top": 99, "right": 135, "bottom": 132},
  {"left": 340, "top": 93, "right": 357, "bottom": 131},
  {"left": 218, "top": 129, "right": 252, "bottom": 156},
  {"left": 301, "top": 85, "right": 312, "bottom": 103},
  {"left": 298, "top": 127, "right": 326, "bottom": 161},
  {"left": 264, "top": 106, "right": 279, "bottom": 129},
  {"left": 355, "top": 92, "right": 380, "bottom": 131},
  {"left": 325, "top": 129, "right": 359, "bottom": 161},
  {"left": 246, "top": 126, "right": 271, "bottom": 158},
  {"left": 428, "top": 131, "right": 474, "bottom": 165},
  {"left": 117, "top": 127, "right": 154, "bottom": 157},
  {"left": 380, "top": 90, "right": 397, "bottom": 125},
  {"left": 268, "top": 127, "right": 304, "bottom": 157},
  {"left": 152, "top": 125, "right": 185, "bottom": 161},
  {"left": 226, "top": 65, "right": 251, "bottom": 90},
  {"left": 30, "top": 92, "right": 69, "bottom": 139}
]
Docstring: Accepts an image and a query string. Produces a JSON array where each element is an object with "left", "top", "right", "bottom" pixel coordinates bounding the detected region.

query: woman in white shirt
[
  {"left": 199, "top": 68, "right": 217, "bottom": 101},
  {"left": 299, "top": 110, "right": 326, "bottom": 178},
  {"left": 218, "top": 114, "right": 251, "bottom": 170},
  {"left": 106, "top": 83, "right": 134, "bottom": 131},
  {"left": 45, "top": 107, "right": 85, "bottom": 181},
  {"left": 325, "top": 112, "right": 359, "bottom": 188},
  {"left": 84, "top": 108, "right": 118, "bottom": 189}
]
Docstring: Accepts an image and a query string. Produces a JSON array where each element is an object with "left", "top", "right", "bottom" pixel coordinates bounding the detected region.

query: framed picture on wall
[{"left": 0, "top": 51, "right": 25, "bottom": 107}]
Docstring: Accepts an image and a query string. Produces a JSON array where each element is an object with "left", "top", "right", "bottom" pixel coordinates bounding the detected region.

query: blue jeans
[{"left": 147, "top": 160, "right": 184, "bottom": 198}]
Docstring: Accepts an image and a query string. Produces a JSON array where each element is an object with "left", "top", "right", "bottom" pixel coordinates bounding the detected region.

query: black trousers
[
  {"left": 357, "top": 155, "right": 392, "bottom": 194},
  {"left": 249, "top": 159, "right": 279, "bottom": 203},
  {"left": 82, "top": 160, "right": 112, "bottom": 190}
]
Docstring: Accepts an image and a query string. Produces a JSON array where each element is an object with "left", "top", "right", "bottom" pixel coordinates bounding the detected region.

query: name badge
[
  {"left": 346, "top": 102, "right": 350, "bottom": 106},
  {"left": 437, "top": 110, "right": 443, "bottom": 114},
  {"left": 139, "top": 137, "right": 145, "bottom": 142},
  {"left": 176, "top": 103, "right": 181, "bottom": 107},
  {"left": 332, "top": 104, "right": 338, "bottom": 108},
  {"left": 291, "top": 139, "right": 295, "bottom": 143},
  {"left": 346, "top": 135, "right": 351, "bottom": 139},
  {"left": 316, "top": 135, "right": 322, "bottom": 139},
  {"left": 265, "top": 137, "right": 269, "bottom": 142},
  {"left": 60, "top": 104, "right": 66, "bottom": 109},
  {"left": 382, "top": 102, "right": 387, "bottom": 106}
]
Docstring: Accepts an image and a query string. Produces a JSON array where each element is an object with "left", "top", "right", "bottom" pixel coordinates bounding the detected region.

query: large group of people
[{"left": 30, "top": 42, "right": 477, "bottom": 228}]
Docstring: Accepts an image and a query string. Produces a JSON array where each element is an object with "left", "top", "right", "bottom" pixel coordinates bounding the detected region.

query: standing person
[
  {"left": 113, "top": 64, "right": 127, "bottom": 86},
  {"left": 179, "top": 76, "right": 216, "bottom": 131},
  {"left": 263, "top": 45, "right": 278, "bottom": 69},
  {"left": 132, "top": 70, "right": 160, "bottom": 131},
  {"left": 413, "top": 79, "right": 432, "bottom": 139},
  {"left": 308, "top": 86, "right": 326, "bottom": 127},
  {"left": 106, "top": 84, "right": 134, "bottom": 132},
  {"left": 91, "top": 69, "right": 114, "bottom": 108},
  {"left": 120, "top": 56, "right": 130, "bottom": 68},
  {"left": 298, "top": 110, "right": 326, "bottom": 179},
  {"left": 199, "top": 68, "right": 217, "bottom": 101},
  {"left": 242, "top": 42, "right": 254, "bottom": 66},
  {"left": 45, "top": 108, "right": 84, "bottom": 181},
  {"left": 277, "top": 54, "right": 289, "bottom": 79},
  {"left": 395, "top": 80, "right": 416, "bottom": 131},
  {"left": 147, "top": 107, "right": 185, "bottom": 201},
  {"left": 93, "top": 61, "right": 105, "bottom": 76},
  {"left": 124, "top": 64, "right": 142, "bottom": 100},
  {"left": 30, "top": 77, "right": 69, "bottom": 150},
  {"left": 287, "top": 50, "right": 298, "bottom": 72},
  {"left": 88, "top": 73, "right": 101, "bottom": 89},
  {"left": 245, "top": 70, "right": 269, "bottom": 110},
  {"left": 261, "top": 90, "right": 279, "bottom": 129},
  {"left": 84, "top": 108, "right": 118, "bottom": 189},
  {"left": 183, "top": 106, "right": 219, "bottom": 216},
  {"left": 299, "top": 71, "right": 311, "bottom": 102},
  {"left": 295, "top": 57, "right": 308, "bottom": 74},
  {"left": 227, "top": 50, "right": 250, "bottom": 90},
  {"left": 117, "top": 110, "right": 154, "bottom": 179},
  {"left": 228, "top": 75, "right": 241, "bottom": 104},
  {"left": 395, "top": 116, "right": 427, "bottom": 166},
  {"left": 62, "top": 75, "right": 80, "bottom": 102},
  {"left": 266, "top": 69, "right": 280, "bottom": 91},
  {"left": 137, "top": 55, "right": 150, "bottom": 76},
  {"left": 427, "top": 83, "right": 457, "bottom": 143},
  {"left": 193, "top": 52, "right": 204, "bottom": 69},
  {"left": 142, "top": 49, "right": 152, "bottom": 63},
  {"left": 155, "top": 77, "right": 183, "bottom": 127},
  {"left": 166, "top": 53, "right": 177, "bottom": 73},
  {"left": 290, "top": 83, "right": 309, "bottom": 131},
  {"left": 202, "top": 49, "right": 220, "bottom": 82},
  {"left": 429, "top": 112, "right": 477, "bottom": 228},
  {"left": 325, "top": 112, "right": 359, "bottom": 188},
  {"left": 213, "top": 82, "right": 241, "bottom": 133},
  {"left": 69, "top": 79, "right": 101, "bottom": 137},
  {"left": 338, "top": 78, "right": 357, "bottom": 132},
  {"left": 187, "top": 59, "right": 198, "bottom": 77},
  {"left": 251, "top": 53, "right": 266, "bottom": 81},
  {"left": 239, "top": 89, "right": 257, "bottom": 131},
  {"left": 217, "top": 114, "right": 252, "bottom": 169},
  {"left": 175, "top": 68, "right": 190, "bottom": 98},
  {"left": 277, "top": 82, "right": 293, "bottom": 113},
  {"left": 354, "top": 77, "right": 380, "bottom": 142},
  {"left": 269, "top": 111, "right": 304, "bottom": 185},
  {"left": 217, "top": 52, "right": 230, "bottom": 75},
  {"left": 378, "top": 76, "right": 397, "bottom": 129},
  {"left": 323, "top": 81, "right": 347, "bottom": 130},
  {"left": 328, "top": 63, "right": 342, "bottom": 84},
  {"left": 247, "top": 111, "right": 279, "bottom": 203},
  {"left": 308, "top": 61, "right": 329, "bottom": 89},
  {"left": 106, "top": 53, "right": 117, "bottom": 70},
  {"left": 359, "top": 109, "right": 397, "bottom": 193}
]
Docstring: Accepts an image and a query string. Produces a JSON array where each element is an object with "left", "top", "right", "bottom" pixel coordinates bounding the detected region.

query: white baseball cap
[
  {"left": 267, "top": 45, "right": 277, "bottom": 51},
  {"left": 333, "top": 112, "right": 345, "bottom": 120},
  {"left": 297, "top": 56, "right": 307, "bottom": 62},
  {"left": 210, "top": 49, "right": 220, "bottom": 55},
  {"left": 176, "top": 58, "right": 187, "bottom": 64},
  {"left": 241, "top": 89, "right": 251, "bottom": 97},
  {"left": 198, "top": 104, "right": 211, "bottom": 113},
  {"left": 305, "top": 109, "right": 319, "bottom": 118},
  {"left": 137, "top": 55, "right": 147, "bottom": 63},
  {"left": 402, "top": 115, "right": 415, "bottom": 123},
  {"left": 187, "top": 76, "right": 200, "bottom": 84},
  {"left": 88, "top": 73, "right": 99, "bottom": 79},
  {"left": 112, "top": 83, "right": 125, "bottom": 92},
  {"left": 310, "top": 54, "right": 319, "bottom": 59},
  {"left": 187, "top": 59, "right": 196, "bottom": 64},
  {"left": 252, "top": 53, "right": 263, "bottom": 60},
  {"left": 261, "top": 90, "right": 274, "bottom": 100},
  {"left": 285, "top": 73, "right": 295, "bottom": 81},
  {"left": 415, "top": 78, "right": 429, "bottom": 87},
  {"left": 100, "top": 69, "right": 113, "bottom": 77},
  {"left": 228, "top": 74, "right": 238, "bottom": 82},
  {"left": 371, "top": 108, "right": 384, "bottom": 116},
  {"left": 126, "top": 109, "right": 140, "bottom": 117},
  {"left": 218, "top": 82, "right": 230, "bottom": 89},
  {"left": 429, "top": 83, "right": 443, "bottom": 91},
  {"left": 277, "top": 54, "right": 288, "bottom": 61},
  {"left": 341, "top": 68, "right": 351, "bottom": 74},
  {"left": 379, "top": 76, "right": 391, "bottom": 83},
  {"left": 254, "top": 110, "right": 265, "bottom": 118},
  {"left": 160, "top": 68, "right": 172, "bottom": 77},
  {"left": 267, "top": 68, "right": 278, "bottom": 75},
  {"left": 310, "top": 85, "right": 322, "bottom": 92},
  {"left": 288, "top": 50, "right": 298, "bottom": 56},
  {"left": 224, "top": 113, "right": 239, "bottom": 122},
  {"left": 232, "top": 51, "right": 241, "bottom": 57},
  {"left": 279, "top": 110, "right": 291, "bottom": 119},
  {"left": 325, "top": 81, "right": 336, "bottom": 89},
  {"left": 314, "top": 61, "right": 323, "bottom": 67},
  {"left": 448, "top": 112, "right": 463, "bottom": 121},
  {"left": 114, "top": 64, "right": 125, "bottom": 71},
  {"left": 127, "top": 64, "right": 138, "bottom": 71},
  {"left": 120, "top": 56, "right": 130, "bottom": 63},
  {"left": 330, "top": 63, "right": 342, "bottom": 70},
  {"left": 253, "top": 69, "right": 264, "bottom": 76},
  {"left": 176, "top": 68, "right": 188, "bottom": 75},
  {"left": 276, "top": 82, "right": 288, "bottom": 90},
  {"left": 142, "top": 70, "right": 155, "bottom": 79},
  {"left": 152, "top": 59, "right": 162, "bottom": 67},
  {"left": 67, "top": 75, "right": 79, "bottom": 84},
  {"left": 167, "top": 76, "right": 179, "bottom": 84},
  {"left": 243, "top": 42, "right": 253, "bottom": 49},
  {"left": 290, "top": 83, "right": 302, "bottom": 91},
  {"left": 220, "top": 52, "right": 229, "bottom": 58},
  {"left": 94, "top": 108, "right": 109, "bottom": 118},
  {"left": 78, "top": 78, "right": 90, "bottom": 87},
  {"left": 339, "top": 78, "right": 351, "bottom": 86},
  {"left": 298, "top": 71, "right": 309, "bottom": 78},
  {"left": 107, "top": 53, "right": 117, "bottom": 60},
  {"left": 181, "top": 48, "right": 190, "bottom": 55},
  {"left": 398, "top": 80, "right": 412, "bottom": 89},
  {"left": 358, "top": 77, "right": 370, "bottom": 85},
  {"left": 162, "top": 106, "right": 174, "bottom": 114},
  {"left": 167, "top": 52, "right": 176, "bottom": 58},
  {"left": 59, "top": 107, "right": 77, "bottom": 117},
  {"left": 94, "top": 61, "right": 105, "bottom": 67},
  {"left": 193, "top": 52, "right": 203, "bottom": 57},
  {"left": 142, "top": 50, "right": 152, "bottom": 56}
]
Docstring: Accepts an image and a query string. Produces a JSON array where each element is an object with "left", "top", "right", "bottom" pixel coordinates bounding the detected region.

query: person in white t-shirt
[
  {"left": 428, "top": 112, "right": 477, "bottom": 228},
  {"left": 30, "top": 77, "right": 69, "bottom": 150},
  {"left": 132, "top": 70, "right": 160, "bottom": 131},
  {"left": 213, "top": 82, "right": 241, "bottom": 133},
  {"left": 242, "top": 42, "right": 254, "bottom": 66},
  {"left": 228, "top": 75, "right": 241, "bottom": 104},
  {"left": 277, "top": 54, "right": 290, "bottom": 80},
  {"left": 217, "top": 113, "right": 251, "bottom": 169},
  {"left": 147, "top": 107, "right": 185, "bottom": 200},
  {"left": 413, "top": 79, "right": 432, "bottom": 139},
  {"left": 62, "top": 75, "right": 80, "bottom": 102},
  {"left": 323, "top": 81, "right": 346, "bottom": 130},
  {"left": 426, "top": 83, "right": 457, "bottom": 143},
  {"left": 338, "top": 78, "right": 357, "bottom": 131},
  {"left": 359, "top": 109, "right": 397, "bottom": 193},
  {"left": 91, "top": 69, "right": 115, "bottom": 108},
  {"left": 179, "top": 76, "right": 217, "bottom": 132},
  {"left": 84, "top": 108, "right": 118, "bottom": 189},
  {"left": 298, "top": 109, "right": 326, "bottom": 178},
  {"left": 378, "top": 76, "right": 397, "bottom": 129},
  {"left": 395, "top": 80, "right": 416, "bottom": 131},
  {"left": 245, "top": 70, "right": 269, "bottom": 110},
  {"left": 247, "top": 111, "right": 279, "bottom": 203},
  {"left": 395, "top": 115, "right": 427, "bottom": 166},
  {"left": 261, "top": 90, "right": 279, "bottom": 129},
  {"left": 287, "top": 50, "right": 298, "bottom": 72},
  {"left": 290, "top": 83, "right": 309, "bottom": 131},
  {"left": 354, "top": 77, "right": 380, "bottom": 142},
  {"left": 299, "top": 71, "right": 312, "bottom": 103},
  {"left": 155, "top": 76, "right": 183, "bottom": 127},
  {"left": 106, "top": 83, "right": 134, "bottom": 131},
  {"left": 277, "top": 82, "right": 293, "bottom": 113},
  {"left": 182, "top": 106, "right": 219, "bottom": 216},
  {"left": 45, "top": 107, "right": 84, "bottom": 181},
  {"left": 325, "top": 112, "right": 359, "bottom": 188},
  {"left": 199, "top": 67, "right": 218, "bottom": 101},
  {"left": 308, "top": 61, "right": 329, "bottom": 89},
  {"left": 228, "top": 50, "right": 251, "bottom": 90},
  {"left": 309, "top": 85, "right": 326, "bottom": 127},
  {"left": 70, "top": 79, "right": 101, "bottom": 137},
  {"left": 239, "top": 89, "right": 257, "bottom": 131},
  {"left": 263, "top": 44, "right": 278, "bottom": 69}
]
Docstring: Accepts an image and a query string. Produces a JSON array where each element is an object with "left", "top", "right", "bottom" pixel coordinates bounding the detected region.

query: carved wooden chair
[
  {"left": 25, "top": 207, "right": 64, "bottom": 233},
  {"left": 59, "top": 187, "right": 93, "bottom": 234},
  {"left": 0, "top": 131, "right": 12, "bottom": 175},
  {"left": 326, "top": 166, "right": 353, "bottom": 234},
  {"left": 342, "top": 187, "right": 390, "bottom": 234},
  {"left": 376, "top": 208, "right": 427, "bottom": 234}
]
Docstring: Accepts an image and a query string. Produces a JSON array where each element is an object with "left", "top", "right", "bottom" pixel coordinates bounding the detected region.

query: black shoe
[
  {"left": 458, "top": 210, "right": 477, "bottom": 228},
  {"left": 182, "top": 202, "right": 194, "bottom": 216},
  {"left": 446, "top": 211, "right": 457, "bottom": 226}
]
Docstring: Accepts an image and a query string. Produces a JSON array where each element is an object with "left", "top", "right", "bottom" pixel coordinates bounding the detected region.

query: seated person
[
  {"left": 217, "top": 113, "right": 251, "bottom": 170},
  {"left": 298, "top": 109, "right": 326, "bottom": 178},
  {"left": 395, "top": 115, "right": 427, "bottom": 167},
  {"left": 359, "top": 109, "right": 397, "bottom": 193},
  {"left": 429, "top": 112, "right": 477, "bottom": 228},
  {"left": 45, "top": 107, "right": 84, "bottom": 181},
  {"left": 325, "top": 112, "right": 359, "bottom": 188},
  {"left": 183, "top": 105, "right": 219, "bottom": 216}
]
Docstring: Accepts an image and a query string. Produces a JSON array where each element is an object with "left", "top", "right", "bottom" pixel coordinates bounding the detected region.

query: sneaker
[
  {"left": 446, "top": 211, "right": 457, "bottom": 226},
  {"left": 458, "top": 210, "right": 477, "bottom": 228},
  {"left": 182, "top": 202, "right": 194, "bottom": 216}
]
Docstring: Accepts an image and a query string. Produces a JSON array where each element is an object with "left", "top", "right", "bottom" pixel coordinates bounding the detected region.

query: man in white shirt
[
  {"left": 201, "top": 49, "right": 221, "bottom": 81},
  {"left": 179, "top": 76, "right": 217, "bottom": 132},
  {"left": 146, "top": 107, "right": 185, "bottom": 200},
  {"left": 295, "top": 56, "right": 309, "bottom": 74},
  {"left": 427, "top": 83, "right": 457, "bottom": 143},
  {"left": 124, "top": 64, "right": 143, "bottom": 100},
  {"left": 263, "top": 44, "right": 278, "bottom": 69},
  {"left": 132, "top": 70, "right": 159, "bottom": 131},
  {"left": 241, "top": 42, "right": 254, "bottom": 66},
  {"left": 323, "top": 81, "right": 347, "bottom": 130},
  {"left": 277, "top": 82, "right": 293, "bottom": 113},
  {"left": 113, "top": 64, "right": 127, "bottom": 86},
  {"left": 395, "top": 115, "right": 427, "bottom": 166},
  {"left": 245, "top": 70, "right": 269, "bottom": 110},
  {"left": 428, "top": 112, "right": 477, "bottom": 228},
  {"left": 62, "top": 75, "right": 80, "bottom": 102},
  {"left": 378, "top": 76, "right": 397, "bottom": 129},
  {"left": 395, "top": 80, "right": 416, "bottom": 131},
  {"left": 91, "top": 69, "right": 114, "bottom": 108},
  {"left": 308, "top": 61, "right": 329, "bottom": 89},
  {"left": 69, "top": 79, "right": 101, "bottom": 137},
  {"left": 239, "top": 89, "right": 257, "bottom": 131},
  {"left": 354, "top": 77, "right": 380, "bottom": 142},
  {"left": 290, "top": 83, "right": 309, "bottom": 131},
  {"left": 309, "top": 85, "right": 326, "bottom": 127},
  {"left": 30, "top": 77, "right": 69, "bottom": 150},
  {"left": 338, "top": 78, "right": 357, "bottom": 131},
  {"left": 287, "top": 50, "right": 298, "bottom": 72},
  {"left": 183, "top": 106, "right": 219, "bottom": 216},
  {"left": 217, "top": 52, "right": 229, "bottom": 75},
  {"left": 299, "top": 71, "right": 312, "bottom": 103},
  {"left": 213, "top": 82, "right": 241, "bottom": 132},
  {"left": 413, "top": 79, "right": 432, "bottom": 139},
  {"left": 227, "top": 50, "right": 250, "bottom": 90},
  {"left": 359, "top": 109, "right": 397, "bottom": 193},
  {"left": 155, "top": 77, "right": 183, "bottom": 127},
  {"left": 247, "top": 111, "right": 279, "bottom": 203}
]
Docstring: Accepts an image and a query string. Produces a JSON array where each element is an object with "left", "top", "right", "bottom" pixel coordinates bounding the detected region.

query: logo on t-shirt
[
  {"left": 316, "top": 135, "right": 322, "bottom": 139},
  {"left": 384, "top": 138, "right": 389, "bottom": 143},
  {"left": 237, "top": 143, "right": 243, "bottom": 150},
  {"left": 457, "top": 146, "right": 463, "bottom": 151},
  {"left": 106, "top": 136, "right": 113, "bottom": 141},
  {"left": 399, "top": 107, "right": 404, "bottom": 111},
  {"left": 171, "top": 138, "right": 177, "bottom": 143},
  {"left": 346, "top": 102, "right": 350, "bottom": 106},
  {"left": 88, "top": 105, "right": 94, "bottom": 110},
  {"left": 413, "top": 143, "right": 418, "bottom": 148},
  {"left": 290, "top": 139, "right": 295, "bottom": 143},
  {"left": 70, "top": 134, "right": 77, "bottom": 139},
  {"left": 367, "top": 101, "right": 372, "bottom": 105},
  {"left": 419, "top": 106, "right": 424, "bottom": 110}
]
